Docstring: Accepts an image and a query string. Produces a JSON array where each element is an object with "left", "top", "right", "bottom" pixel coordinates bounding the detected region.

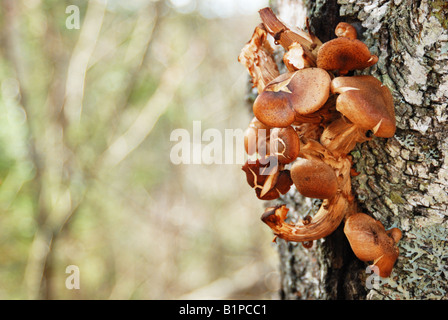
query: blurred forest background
[{"left": 0, "top": 0, "right": 281, "bottom": 299}]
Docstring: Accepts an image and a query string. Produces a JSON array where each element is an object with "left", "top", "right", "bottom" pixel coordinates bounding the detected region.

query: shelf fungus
[{"left": 239, "top": 7, "right": 402, "bottom": 278}]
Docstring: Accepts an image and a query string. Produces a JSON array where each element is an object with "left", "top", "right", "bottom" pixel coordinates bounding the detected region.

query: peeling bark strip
[{"left": 266, "top": 0, "right": 448, "bottom": 300}]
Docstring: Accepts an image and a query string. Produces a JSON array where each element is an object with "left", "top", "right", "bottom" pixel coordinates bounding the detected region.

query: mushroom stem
[
  {"left": 298, "top": 139, "right": 355, "bottom": 200},
  {"left": 258, "top": 7, "right": 320, "bottom": 64},
  {"left": 262, "top": 192, "right": 351, "bottom": 242},
  {"left": 261, "top": 143, "right": 358, "bottom": 243},
  {"left": 320, "top": 117, "right": 370, "bottom": 156}
]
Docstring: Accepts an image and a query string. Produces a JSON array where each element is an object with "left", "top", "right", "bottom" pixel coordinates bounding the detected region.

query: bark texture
[{"left": 268, "top": 0, "right": 448, "bottom": 300}]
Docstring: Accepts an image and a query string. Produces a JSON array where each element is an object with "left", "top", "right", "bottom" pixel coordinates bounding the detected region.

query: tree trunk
[{"left": 267, "top": 0, "right": 448, "bottom": 300}]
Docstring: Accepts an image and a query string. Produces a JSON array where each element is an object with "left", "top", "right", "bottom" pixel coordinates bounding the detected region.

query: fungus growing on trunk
[
  {"left": 260, "top": 139, "right": 357, "bottom": 243},
  {"left": 244, "top": 118, "right": 300, "bottom": 164},
  {"left": 344, "top": 213, "right": 402, "bottom": 277},
  {"left": 253, "top": 68, "right": 331, "bottom": 127},
  {"left": 320, "top": 75, "right": 396, "bottom": 155},
  {"left": 244, "top": 117, "right": 271, "bottom": 157},
  {"left": 283, "top": 42, "right": 315, "bottom": 71},
  {"left": 261, "top": 185, "right": 350, "bottom": 243},
  {"left": 290, "top": 158, "right": 338, "bottom": 199},
  {"left": 331, "top": 75, "right": 396, "bottom": 138},
  {"left": 242, "top": 156, "right": 293, "bottom": 200},
  {"left": 334, "top": 22, "right": 358, "bottom": 40},
  {"left": 238, "top": 24, "right": 279, "bottom": 93},
  {"left": 316, "top": 34, "right": 378, "bottom": 76},
  {"left": 258, "top": 7, "right": 321, "bottom": 64},
  {"left": 239, "top": 7, "right": 401, "bottom": 278}
]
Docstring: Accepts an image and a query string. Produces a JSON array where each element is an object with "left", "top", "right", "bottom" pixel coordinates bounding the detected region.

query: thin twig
[{"left": 63, "top": 0, "right": 108, "bottom": 124}]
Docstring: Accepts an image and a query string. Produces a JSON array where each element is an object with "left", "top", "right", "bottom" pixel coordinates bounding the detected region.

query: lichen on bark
[{"left": 267, "top": 0, "right": 448, "bottom": 300}]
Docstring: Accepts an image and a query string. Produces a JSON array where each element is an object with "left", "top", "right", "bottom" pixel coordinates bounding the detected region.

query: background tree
[
  {"left": 0, "top": 0, "right": 276, "bottom": 300},
  {"left": 265, "top": 0, "right": 448, "bottom": 299}
]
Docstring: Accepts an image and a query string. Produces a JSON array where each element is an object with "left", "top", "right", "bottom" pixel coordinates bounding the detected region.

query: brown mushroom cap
[
  {"left": 344, "top": 213, "right": 401, "bottom": 277},
  {"left": 244, "top": 119, "right": 299, "bottom": 164},
  {"left": 331, "top": 75, "right": 396, "bottom": 138},
  {"left": 242, "top": 157, "right": 293, "bottom": 200},
  {"left": 253, "top": 89, "right": 295, "bottom": 127},
  {"left": 316, "top": 37, "right": 378, "bottom": 75},
  {"left": 253, "top": 68, "right": 331, "bottom": 127},
  {"left": 335, "top": 22, "right": 357, "bottom": 40},
  {"left": 290, "top": 158, "right": 338, "bottom": 199},
  {"left": 270, "top": 126, "right": 300, "bottom": 164}
]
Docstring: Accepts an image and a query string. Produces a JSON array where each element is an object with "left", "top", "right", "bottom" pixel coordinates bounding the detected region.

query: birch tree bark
[{"left": 267, "top": 0, "right": 448, "bottom": 300}]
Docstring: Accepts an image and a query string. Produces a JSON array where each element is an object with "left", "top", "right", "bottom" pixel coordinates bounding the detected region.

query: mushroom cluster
[{"left": 238, "top": 7, "right": 401, "bottom": 278}]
